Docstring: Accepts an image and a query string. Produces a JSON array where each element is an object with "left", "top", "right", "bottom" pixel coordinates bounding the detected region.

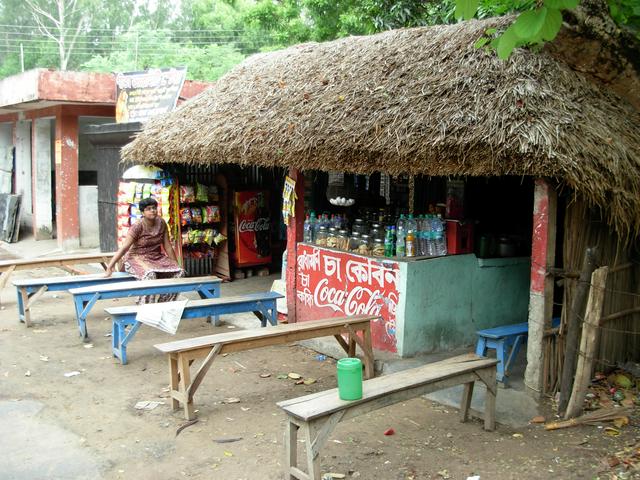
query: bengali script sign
[
  {"left": 115, "top": 67, "right": 187, "bottom": 123},
  {"left": 296, "top": 244, "right": 399, "bottom": 353}
]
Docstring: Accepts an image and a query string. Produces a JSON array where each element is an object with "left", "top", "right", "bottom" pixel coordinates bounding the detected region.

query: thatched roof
[{"left": 123, "top": 16, "right": 640, "bottom": 236}]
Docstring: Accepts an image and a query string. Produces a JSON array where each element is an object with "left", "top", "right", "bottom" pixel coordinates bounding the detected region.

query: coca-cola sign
[
  {"left": 239, "top": 217, "right": 270, "bottom": 233},
  {"left": 233, "top": 190, "right": 271, "bottom": 266},
  {"left": 296, "top": 244, "right": 399, "bottom": 353}
]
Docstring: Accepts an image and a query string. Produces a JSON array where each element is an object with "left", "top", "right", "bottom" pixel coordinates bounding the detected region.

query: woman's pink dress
[{"left": 123, "top": 217, "right": 185, "bottom": 303}]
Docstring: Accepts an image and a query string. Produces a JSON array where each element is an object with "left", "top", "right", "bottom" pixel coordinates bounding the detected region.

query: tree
[{"left": 24, "top": 0, "right": 89, "bottom": 70}]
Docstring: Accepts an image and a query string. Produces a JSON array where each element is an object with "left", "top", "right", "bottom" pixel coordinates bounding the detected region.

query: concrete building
[{"left": 0, "top": 68, "right": 209, "bottom": 251}]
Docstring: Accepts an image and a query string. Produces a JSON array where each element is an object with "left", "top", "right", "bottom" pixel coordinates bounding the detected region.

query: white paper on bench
[{"left": 135, "top": 300, "right": 188, "bottom": 335}]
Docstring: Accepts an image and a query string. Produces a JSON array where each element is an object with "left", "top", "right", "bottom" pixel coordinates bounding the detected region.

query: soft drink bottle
[{"left": 384, "top": 226, "right": 394, "bottom": 257}]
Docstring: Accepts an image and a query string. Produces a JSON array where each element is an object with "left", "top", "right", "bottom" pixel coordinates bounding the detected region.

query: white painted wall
[
  {"left": 15, "top": 121, "right": 32, "bottom": 229},
  {"left": 33, "top": 118, "right": 53, "bottom": 239},
  {"left": 0, "top": 123, "right": 12, "bottom": 194},
  {"left": 79, "top": 185, "right": 99, "bottom": 247}
]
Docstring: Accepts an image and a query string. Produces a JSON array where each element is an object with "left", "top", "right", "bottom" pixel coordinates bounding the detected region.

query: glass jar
[
  {"left": 372, "top": 238, "right": 385, "bottom": 257},
  {"left": 356, "top": 234, "right": 372, "bottom": 256},
  {"left": 337, "top": 229, "right": 349, "bottom": 250},
  {"left": 369, "top": 223, "right": 383, "bottom": 241},
  {"left": 349, "top": 232, "right": 361, "bottom": 252},
  {"left": 353, "top": 218, "right": 367, "bottom": 235},
  {"left": 326, "top": 227, "right": 338, "bottom": 249},
  {"left": 315, "top": 226, "right": 328, "bottom": 247}
]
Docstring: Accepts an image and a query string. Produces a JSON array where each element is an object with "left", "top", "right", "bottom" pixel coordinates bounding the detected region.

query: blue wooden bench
[
  {"left": 12, "top": 272, "right": 134, "bottom": 327},
  {"left": 68, "top": 276, "right": 221, "bottom": 339},
  {"left": 475, "top": 318, "right": 560, "bottom": 383},
  {"left": 105, "top": 291, "right": 284, "bottom": 364}
]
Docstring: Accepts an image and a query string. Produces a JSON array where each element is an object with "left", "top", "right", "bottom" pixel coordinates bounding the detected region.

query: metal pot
[{"left": 498, "top": 237, "right": 517, "bottom": 257}]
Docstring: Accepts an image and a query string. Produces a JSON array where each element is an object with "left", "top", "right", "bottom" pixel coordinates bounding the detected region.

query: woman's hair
[{"left": 139, "top": 197, "right": 158, "bottom": 211}]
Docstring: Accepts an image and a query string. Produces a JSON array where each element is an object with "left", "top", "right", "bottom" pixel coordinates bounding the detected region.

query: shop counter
[{"left": 295, "top": 243, "right": 531, "bottom": 357}]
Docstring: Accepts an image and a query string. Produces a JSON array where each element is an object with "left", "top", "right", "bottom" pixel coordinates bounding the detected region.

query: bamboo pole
[
  {"left": 564, "top": 266, "right": 608, "bottom": 420},
  {"left": 558, "top": 246, "right": 597, "bottom": 414}
]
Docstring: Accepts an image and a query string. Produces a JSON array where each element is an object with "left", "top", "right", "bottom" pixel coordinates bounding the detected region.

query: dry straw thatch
[{"left": 123, "top": 16, "right": 640, "bottom": 235}]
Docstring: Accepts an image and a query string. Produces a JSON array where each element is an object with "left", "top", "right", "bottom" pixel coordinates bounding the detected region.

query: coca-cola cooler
[{"left": 232, "top": 190, "right": 272, "bottom": 267}]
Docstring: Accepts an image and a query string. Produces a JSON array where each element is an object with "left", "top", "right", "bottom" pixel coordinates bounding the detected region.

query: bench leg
[
  {"left": 504, "top": 335, "right": 525, "bottom": 377},
  {"left": 285, "top": 419, "right": 300, "bottom": 480},
  {"left": 0, "top": 265, "right": 16, "bottom": 305},
  {"left": 475, "top": 368, "right": 497, "bottom": 431},
  {"left": 16, "top": 287, "right": 26, "bottom": 325},
  {"left": 303, "top": 422, "right": 322, "bottom": 480},
  {"left": 197, "top": 287, "right": 220, "bottom": 326},
  {"left": 475, "top": 336, "right": 487, "bottom": 356},
  {"left": 495, "top": 339, "right": 506, "bottom": 383},
  {"left": 169, "top": 355, "right": 180, "bottom": 411},
  {"left": 460, "top": 381, "right": 474, "bottom": 423},
  {"left": 178, "top": 354, "right": 196, "bottom": 420}
]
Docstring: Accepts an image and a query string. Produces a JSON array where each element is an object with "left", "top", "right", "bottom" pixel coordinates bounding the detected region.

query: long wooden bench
[
  {"left": 154, "top": 315, "right": 378, "bottom": 420},
  {"left": 12, "top": 272, "right": 134, "bottom": 327},
  {"left": 0, "top": 251, "right": 115, "bottom": 303},
  {"left": 69, "top": 276, "right": 221, "bottom": 339},
  {"left": 277, "top": 353, "right": 498, "bottom": 480},
  {"left": 105, "top": 291, "right": 284, "bottom": 365}
]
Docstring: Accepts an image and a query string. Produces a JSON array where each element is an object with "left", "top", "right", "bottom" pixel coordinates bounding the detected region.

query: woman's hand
[{"left": 104, "top": 265, "right": 114, "bottom": 277}]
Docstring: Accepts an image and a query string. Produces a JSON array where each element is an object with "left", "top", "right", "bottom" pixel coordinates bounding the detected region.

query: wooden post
[
  {"left": 564, "top": 266, "right": 608, "bottom": 419},
  {"left": 558, "top": 247, "right": 598, "bottom": 414},
  {"left": 285, "top": 169, "right": 305, "bottom": 323},
  {"left": 524, "top": 178, "right": 557, "bottom": 396}
]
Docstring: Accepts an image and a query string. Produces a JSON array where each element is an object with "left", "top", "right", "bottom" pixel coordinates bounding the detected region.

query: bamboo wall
[{"left": 545, "top": 198, "right": 640, "bottom": 395}]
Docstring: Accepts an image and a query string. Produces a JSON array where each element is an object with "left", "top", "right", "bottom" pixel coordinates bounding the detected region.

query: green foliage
[
  {"left": 464, "top": 0, "right": 588, "bottom": 59},
  {"left": 455, "top": 0, "right": 479, "bottom": 20},
  {"left": 608, "top": 0, "right": 640, "bottom": 34}
]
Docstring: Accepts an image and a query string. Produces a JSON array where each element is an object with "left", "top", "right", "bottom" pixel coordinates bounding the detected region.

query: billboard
[{"left": 115, "top": 67, "right": 187, "bottom": 123}]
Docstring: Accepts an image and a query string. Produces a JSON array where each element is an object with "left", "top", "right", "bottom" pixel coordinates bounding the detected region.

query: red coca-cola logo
[{"left": 239, "top": 217, "right": 270, "bottom": 233}]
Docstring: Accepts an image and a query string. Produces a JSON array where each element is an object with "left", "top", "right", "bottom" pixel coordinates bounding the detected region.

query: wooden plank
[
  {"left": 186, "top": 344, "right": 222, "bottom": 401},
  {"left": 155, "top": 315, "right": 378, "bottom": 353},
  {"left": 289, "top": 369, "right": 491, "bottom": 424},
  {"left": 12, "top": 272, "right": 131, "bottom": 287},
  {"left": 564, "top": 266, "right": 608, "bottom": 420},
  {"left": 69, "top": 275, "right": 221, "bottom": 294},
  {"left": 278, "top": 356, "right": 497, "bottom": 421},
  {"left": 0, "top": 252, "right": 115, "bottom": 271}
]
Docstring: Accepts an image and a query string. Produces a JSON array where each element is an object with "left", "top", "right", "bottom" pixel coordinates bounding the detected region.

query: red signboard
[
  {"left": 295, "top": 244, "right": 399, "bottom": 353},
  {"left": 233, "top": 190, "right": 272, "bottom": 266}
]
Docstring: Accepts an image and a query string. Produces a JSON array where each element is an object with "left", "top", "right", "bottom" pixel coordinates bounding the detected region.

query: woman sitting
[{"left": 105, "top": 197, "right": 185, "bottom": 303}]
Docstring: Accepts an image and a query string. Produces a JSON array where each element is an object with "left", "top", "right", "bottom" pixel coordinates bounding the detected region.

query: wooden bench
[
  {"left": 277, "top": 353, "right": 498, "bottom": 480},
  {"left": 69, "top": 276, "right": 221, "bottom": 339},
  {"left": 475, "top": 318, "right": 560, "bottom": 383},
  {"left": 105, "top": 291, "right": 284, "bottom": 365},
  {"left": 0, "top": 251, "right": 115, "bottom": 303},
  {"left": 12, "top": 272, "right": 134, "bottom": 327},
  {"left": 154, "top": 315, "right": 378, "bottom": 420}
]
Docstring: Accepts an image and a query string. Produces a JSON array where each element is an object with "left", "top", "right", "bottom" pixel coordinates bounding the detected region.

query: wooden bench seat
[
  {"left": 0, "top": 251, "right": 115, "bottom": 304},
  {"left": 154, "top": 315, "right": 378, "bottom": 420},
  {"left": 277, "top": 353, "right": 498, "bottom": 480},
  {"left": 105, "top": 291, "right": 284, "bottom": 364},
  {"left": 12, "top": 272, "right": 134, "bottom": 327},
  {"left": 69, "top": 276, "right": 221, "bottom": 339}
]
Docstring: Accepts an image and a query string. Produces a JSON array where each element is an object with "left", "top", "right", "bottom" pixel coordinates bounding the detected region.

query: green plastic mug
[{"left": 337, "top": 357, "right": 363, "bottom": 400}]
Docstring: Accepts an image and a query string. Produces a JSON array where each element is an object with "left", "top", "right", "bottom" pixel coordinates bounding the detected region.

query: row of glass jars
[{"left": 315, "top": 226, "right": 385, "bottom": 256}]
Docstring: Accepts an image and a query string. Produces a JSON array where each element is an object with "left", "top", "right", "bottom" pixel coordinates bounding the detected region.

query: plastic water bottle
[
  {"left": 303, "top": 214, "right": 312, "bottom": 243},
  {"left": 310, "top": 211, "right": 318, "bottom": 242},
  {"left": 396, "top": 215, "right": 406, "bottom": 257},
  {"left": 433, "top": 214, "right": 447, "bottom": 256},
  {"left": 417, "top": 215, "right": 426, "bottom": 256}
]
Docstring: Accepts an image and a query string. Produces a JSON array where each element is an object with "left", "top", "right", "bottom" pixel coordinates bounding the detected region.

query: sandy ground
[{"left": 0, "top": 260, "right": 639, "bottom": 480}]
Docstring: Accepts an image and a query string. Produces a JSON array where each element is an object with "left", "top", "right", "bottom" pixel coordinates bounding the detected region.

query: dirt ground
[{"left": 1, "top": 264, "right": 639, "bottom": 480}]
